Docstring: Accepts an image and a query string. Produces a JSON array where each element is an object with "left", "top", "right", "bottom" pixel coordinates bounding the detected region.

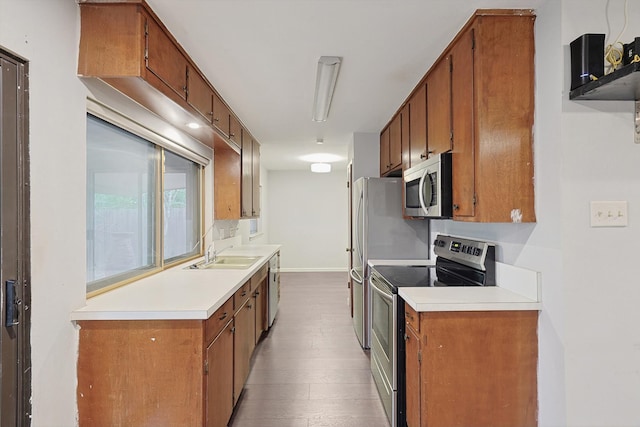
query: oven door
[{"left": 370, "top": 274, "right": 397, "bottom": 425}]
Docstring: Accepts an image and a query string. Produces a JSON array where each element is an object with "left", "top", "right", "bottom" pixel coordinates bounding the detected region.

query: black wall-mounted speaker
[{"left": 570, "top": 33, "right": 605, "bottom": 90}]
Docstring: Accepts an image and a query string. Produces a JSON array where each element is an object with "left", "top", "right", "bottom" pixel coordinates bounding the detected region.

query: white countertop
[
  {"left": 387, "top": 261, "right": 542, "bottom": 312},
  {"left": 399, "top": 286, "right": 540, "bottom": 312},
  {"left": 70, "top": 244, "right": 281, "bottom": 321}
]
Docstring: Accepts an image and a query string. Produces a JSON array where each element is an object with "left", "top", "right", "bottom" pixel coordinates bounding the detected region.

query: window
[{"left": 86, "top": 114, "right": 201, "bottom": 295}]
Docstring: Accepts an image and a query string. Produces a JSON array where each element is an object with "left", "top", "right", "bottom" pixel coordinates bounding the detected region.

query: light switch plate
[{"left": 590, "top": 201, "right": 628, "bottom": 227}]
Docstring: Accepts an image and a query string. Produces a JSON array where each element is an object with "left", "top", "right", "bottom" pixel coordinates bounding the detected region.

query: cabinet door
[
  {"left": 379, "top": 127, "right": 390, "bottom": 175},
  {"left": 229, "top": 115, "right": 242, "bottom": 147},
  {"left": 408, "top": 84, "right": 427, "bottom": 166},
  {"left": 401, "top": 105, "right": 410, "bottom": 170},
  {"left": 213, "top": 93, "right": 231, "bottom": 137},
  {"left": 145, "top": 17, "right": 187, "bottom": 101},
  {"left": 405, "top": 325, "right": 421, "bottom": 427},
  {"left": 233, "top": 299, "right": 254, "bottom": 404},
  {"left": 450, "top": 27, "right": 475, "bottom": 218},
  {"left": 241, "top": 134, "right": 253, "bottom": 217},
  {"left": 187, "top": 65, "right": 213, "bottom": 123},
  {"left": 251, "top": 140, "right": 261, "bottom": 217},
  {"left": 426, "top": 55, "right": 452, "bottom": 156},
  {"left": 206, "top": 320, "right": 234, "bottom": 427},
  {"left": 213, "top": 138, "right": 241, "bottom": 220},
  {"left": 389, "top": 114, "right": 402, "bottom": 171}
]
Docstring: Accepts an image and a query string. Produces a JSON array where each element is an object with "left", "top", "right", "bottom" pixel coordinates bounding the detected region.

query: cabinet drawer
[
  {"left": 234, "top": 280, "right": 251, "bottom": 311},
  {"left": 250, "top": 264, "right": 268, "bottom": 292},
  {"left": 405, "top": 304, "right": 419, "bottom": 332},
  {"left": 205, "top": 297, "right": 233, "bottom": 345}
]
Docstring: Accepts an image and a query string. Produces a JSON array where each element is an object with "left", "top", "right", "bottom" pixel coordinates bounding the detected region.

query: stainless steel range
[{"left": 369, "top": 234, "right": 496, "bottom": 427}]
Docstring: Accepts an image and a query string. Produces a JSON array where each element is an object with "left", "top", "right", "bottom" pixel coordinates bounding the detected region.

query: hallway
[{"left": 229, "top": 272, "right": 389, "bottom": 427}]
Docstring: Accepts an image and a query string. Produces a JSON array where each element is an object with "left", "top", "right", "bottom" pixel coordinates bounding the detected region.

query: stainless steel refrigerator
[{"left": 349, "top": 177, "right": 429, "bottom": 349}]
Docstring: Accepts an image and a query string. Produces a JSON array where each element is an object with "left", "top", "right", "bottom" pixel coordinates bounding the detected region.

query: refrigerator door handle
[{"left": 349, "top": 268, "right": 363, "bottom": 284}]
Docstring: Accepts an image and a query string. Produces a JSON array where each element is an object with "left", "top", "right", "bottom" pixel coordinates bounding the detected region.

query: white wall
[
  {"left": 560, "top": 1, "right": 640, "bottom": 425},
  {"left": 0, "top": 1, "right": 85, "bottom": 425},
  {"left": 267, "top": 169, "right": 348, "bottom": 271}
]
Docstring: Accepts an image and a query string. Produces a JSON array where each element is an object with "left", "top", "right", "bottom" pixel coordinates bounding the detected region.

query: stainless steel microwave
[{"left": 402, "top": 152, "right": 452, "bottom": 218}]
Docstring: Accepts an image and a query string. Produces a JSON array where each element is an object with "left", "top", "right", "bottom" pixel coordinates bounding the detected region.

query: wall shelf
[{"left": 569, "top": 62, "right": 640, "bottom": 100}]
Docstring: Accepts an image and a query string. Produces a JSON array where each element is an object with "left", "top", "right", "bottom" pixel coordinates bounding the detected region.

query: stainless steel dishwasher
[{"left": 268, "top": 252, "right": 280, "bottom": 327}]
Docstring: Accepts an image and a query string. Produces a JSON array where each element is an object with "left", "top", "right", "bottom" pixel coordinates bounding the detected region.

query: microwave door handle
[{"left": 418, "top": 167, "right": 430, "bottom": 215}]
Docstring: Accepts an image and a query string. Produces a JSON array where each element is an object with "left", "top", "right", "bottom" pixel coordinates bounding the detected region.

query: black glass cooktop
[
  {"left": 372, "top": 261, "right": 488, "bottom": 290},
  {"left": 372, "top": 265, "right": 436, "bottom": 288}
]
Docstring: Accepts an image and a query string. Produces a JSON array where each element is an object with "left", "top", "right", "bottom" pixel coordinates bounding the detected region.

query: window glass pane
[
  {"left": 163, "top": 150, "right": 201, "bottom": 263},
  {"left": 86, "top": 115, "right": 159, "bottom": 293}
]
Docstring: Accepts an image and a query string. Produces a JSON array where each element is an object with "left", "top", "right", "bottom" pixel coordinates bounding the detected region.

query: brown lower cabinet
[
  {"left": 206, "top": 319, "right": 234, "bottom": 427},
  {"left": 77, "top": 267, "right": 269, "bottom": 427},
  {"left": 404, "top": 305, "right": 538, "bottom": 427}
]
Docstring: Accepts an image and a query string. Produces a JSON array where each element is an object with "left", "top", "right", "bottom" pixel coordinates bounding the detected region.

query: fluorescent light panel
[{"left": 312, "top": 56, "right": 342, "bottom": 122}]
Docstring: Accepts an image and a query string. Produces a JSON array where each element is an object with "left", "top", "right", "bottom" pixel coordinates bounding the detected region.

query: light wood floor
[{"left": 229, "top": 272, "right": 390, "bottom": 427}]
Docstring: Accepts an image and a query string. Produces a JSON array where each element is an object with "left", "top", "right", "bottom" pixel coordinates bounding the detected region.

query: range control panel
[{"left": 433, "top": 234, "right": 495, "bottom": 271}]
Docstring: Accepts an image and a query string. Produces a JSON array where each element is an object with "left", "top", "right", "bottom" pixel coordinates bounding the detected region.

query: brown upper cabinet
[
  {"left": 187, "top": 65, "right": 215, "bottom": 123},
  {"left": 214, "top": 136, "right": 241, "bottom": 220},
  {"left": 408, "top": 84, "right": 427, "bottom": 167},
  {"left": 400, "top": 104, "right": 410, "bottom": 171},
  {"left": 78, "top": 0, "right": 258, "bottom": 151},
  {"left": 145, "top": 17, "right": 188, "bottom": 102},
  {"left": 241, "top": 132, "right": 261, "bottom": 218},
  {"left": 450, "top": 12, "right": 536, "bottom": 223},
  {"left": 426, "top": 55, "right": 452, "bottom": 157},
  {"left": 380, "top": 114, "right": 402, "bottom": 176},
  {"left": 213, "top": 92, "right": 232, "bottom": 138},
  {"left": 381, "top": 9, "right": 536, "bottom": 223}
]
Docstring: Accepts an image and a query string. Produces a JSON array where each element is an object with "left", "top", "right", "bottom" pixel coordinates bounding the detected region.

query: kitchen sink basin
[{"left": 185, "top": 255, "right": 262, "bottom": 270}]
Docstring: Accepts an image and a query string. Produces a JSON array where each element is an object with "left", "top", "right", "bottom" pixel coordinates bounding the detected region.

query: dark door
[{"left": 0, "top": 50, "right": 31, "bottom": 426}]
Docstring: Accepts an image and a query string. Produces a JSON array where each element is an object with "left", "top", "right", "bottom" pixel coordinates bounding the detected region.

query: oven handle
[
  {"left": 370, "top": 279, "right": 393, "bottom": 302},
  {"left": 418, "top": 166, "right": 430, "bottom": 215}
]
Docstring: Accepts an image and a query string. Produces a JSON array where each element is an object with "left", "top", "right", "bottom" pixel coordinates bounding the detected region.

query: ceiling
[{"left": 146, "top": 0, "right": 546, "bottom": 171}]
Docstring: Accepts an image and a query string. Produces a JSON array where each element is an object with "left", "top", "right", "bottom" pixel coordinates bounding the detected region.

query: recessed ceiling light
[
  {"left": 186, "top": 122, "right": 201, "bottom": 129},
  {"left": 311, "top": 163, "right": 331, "bottom": 173}
]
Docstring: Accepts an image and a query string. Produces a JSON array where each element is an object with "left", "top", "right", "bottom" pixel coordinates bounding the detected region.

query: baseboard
[{"left": 280, "top": 268, "right": 349, "bottom": 273}]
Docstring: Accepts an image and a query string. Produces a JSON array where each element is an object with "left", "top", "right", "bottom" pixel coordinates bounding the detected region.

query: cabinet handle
[
  {"left": 404, "top": 333, "right": 409, "bottom": 341},
  {"left": 453, "top": 204, "right": 459, "bottom": 210},
  {"left": 230, "top": 133, "right": 235, "bottom": 137},
  {"left": 213, "top": 117, "right": 220, "bottom": 122},
  {"left": 208, "top": 111, "right": 213, "bottom": 116},
  {"left": 231, "top": 326, "right": 236, "bottom": 333},
  {"left": 241, "top": 291, "right": 247, "bottom": 297},
  {"left": 255, "top": 291, "right": 260, "bottom": 296},
  {"left": 420, "top": 154, "right": 427, "bottom": 159},
  {"left": 247, "top": 304, "right": 253, "bottom": 309},
  {"left": 219, "top": 312, "right": 228, "bottom": 320}
]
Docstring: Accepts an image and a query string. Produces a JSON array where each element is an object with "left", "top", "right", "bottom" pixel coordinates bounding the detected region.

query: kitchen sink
[{"left": 185, "top": 255, "right": 262, "bottom": 270}]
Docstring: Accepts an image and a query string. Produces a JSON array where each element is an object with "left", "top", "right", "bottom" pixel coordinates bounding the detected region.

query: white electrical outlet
[{"left": 590, "top": 201, "right": 628, "bottom": 227}]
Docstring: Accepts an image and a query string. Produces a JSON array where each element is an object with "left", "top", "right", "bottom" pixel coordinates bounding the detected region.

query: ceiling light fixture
[
  {"left": 312, "top": 56, "right": 342, "bottom": 122},
  {"left": 186, "top": 122, "right": 201, "bottom": 129},
  {"left": 311, "top": 163, "right": 332, "bottom": 173}
]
